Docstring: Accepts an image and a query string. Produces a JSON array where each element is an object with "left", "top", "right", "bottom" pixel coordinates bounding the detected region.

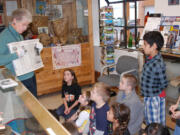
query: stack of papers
[{"left": 0, "top": 79, "right": 18, "bottom": 89}]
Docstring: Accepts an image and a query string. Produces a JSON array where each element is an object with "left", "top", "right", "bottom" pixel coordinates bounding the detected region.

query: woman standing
[{"left": 0, "top": 8, "right": 42, "bottom": 97}]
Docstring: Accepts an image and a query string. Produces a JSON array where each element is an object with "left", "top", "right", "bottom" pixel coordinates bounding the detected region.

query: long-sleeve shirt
[
  {"left": 141, "top": 53, "right": 168, "bottom": 97},
  {"left": 0, "top": 24, "right": 34, "bottom": 81},
  {"left": 116, "top": 90, "right": 144, "bottom": 135}
]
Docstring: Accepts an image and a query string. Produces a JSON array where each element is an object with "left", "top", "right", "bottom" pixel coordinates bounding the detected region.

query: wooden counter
[
  {"left": 0, "top": 68, "right": 70, "bottom": 135},
  {"left": 35, "top": 43, "right": 95, "bottom": 96}
]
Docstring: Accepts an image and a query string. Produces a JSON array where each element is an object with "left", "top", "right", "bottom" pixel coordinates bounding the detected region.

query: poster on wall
[
  {"left": 168, "top": 0, "right": 179, "bottom": 5},
  {"left": 52, "top": 44, "right": 81, "bottom": 70},
  {"left": 36, "top": 0, "right": 46, "bottom": 15},
  {"left": 45, "top": 4, "right": 63, "bottom": 20}
]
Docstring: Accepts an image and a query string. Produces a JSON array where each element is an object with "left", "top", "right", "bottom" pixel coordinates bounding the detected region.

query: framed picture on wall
[{"left": 168, "top": 0, "right": 179, "bottom": 5}]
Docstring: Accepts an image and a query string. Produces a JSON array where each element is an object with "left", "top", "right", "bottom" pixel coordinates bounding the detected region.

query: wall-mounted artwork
[
  {"left": 45, "top": 4, "right": 63, "bottom": 20},
  {"left": 36, "top": 1, "right": 46, "bottom": 15},
  {"left": 168, "top": 0, "right": 179, "bottom": 5}
]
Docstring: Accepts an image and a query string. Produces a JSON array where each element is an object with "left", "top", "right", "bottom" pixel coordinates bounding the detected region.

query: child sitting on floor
[
  {"left": 107, "top": 103, "right": 130, "bottom": 135},
  {"left": 88, "top": 82, "right": 110, "bottom": 135},
  {"left": 68, "top": 91, "right": 91, "bottom": 134},
  {"left": 116, "top": 74, "right": 144, "bottom": 135},
  {"left": 49, "top": 69, "right": 81, "bottom": 120}
]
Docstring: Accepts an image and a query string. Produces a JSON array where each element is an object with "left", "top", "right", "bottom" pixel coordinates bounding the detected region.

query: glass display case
[{"left": 0, "top": 68, "right": 70, "bottom": 135}]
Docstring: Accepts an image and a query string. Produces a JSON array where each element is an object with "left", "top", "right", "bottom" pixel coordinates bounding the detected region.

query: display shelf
[
  {"left": 104, "top": 0, "right": 144, "bottom": 48},
  {"left": 100, "top": 6, "right": 115, "bottom": 72}
]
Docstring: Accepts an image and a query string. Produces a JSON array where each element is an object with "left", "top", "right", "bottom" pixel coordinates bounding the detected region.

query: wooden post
[{"left": 88, "top": 0, "right": 95, "bottom": 83}]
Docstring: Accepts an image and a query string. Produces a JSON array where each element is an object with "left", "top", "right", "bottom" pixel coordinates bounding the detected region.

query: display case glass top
[{"left": 0, "top": 68, "right": 70, "bottom": 135}]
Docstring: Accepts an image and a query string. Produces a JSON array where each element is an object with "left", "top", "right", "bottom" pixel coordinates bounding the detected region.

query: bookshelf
[{"left": 103, "top": 0, "right": 144, "bottom": 48}]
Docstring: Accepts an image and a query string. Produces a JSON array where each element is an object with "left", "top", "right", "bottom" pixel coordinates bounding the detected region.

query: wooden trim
[
  {"left": 88, "top": 0, "right": 95, "bottom": 84},
  {"left": 166, "top": 114, "right": 176, "bottom": 130},
  {"left": 16, "top": 80, "right": 71, "bottom": 135},
  {"left": 72, "top": 0, "right": 77, "bottom": 28}
]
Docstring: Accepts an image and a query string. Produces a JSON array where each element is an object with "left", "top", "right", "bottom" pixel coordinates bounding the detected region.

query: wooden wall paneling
[
  {"left": 36, "top": 43, "right": 95, "bottom": 95},
  {"left": 36, "top": 0, "right": 95, "bottom": 95},
  {"left": 71, "top": 0, "right": 77, "bottom": 28},
  {"left": 20, "top": 0, "right": 34, "bottom": 15},
  {"left": 62, "top": 1, "right": 77, "bottom": 32},
  {"left": 3, "top": 0, "right": 21, "bottom": 26}
]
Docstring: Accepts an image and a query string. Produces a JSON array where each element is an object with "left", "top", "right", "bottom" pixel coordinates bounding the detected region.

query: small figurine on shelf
[
  {"left": 144, "top": 12, "right": 149, "bottom": 25},
  {"left": 0, "top": 112, "right": 5, "bottom": 131}
]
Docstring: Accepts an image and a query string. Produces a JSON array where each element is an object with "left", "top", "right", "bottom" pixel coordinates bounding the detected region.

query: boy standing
[
  {"left": 141, "top": 31, "right": 168, "bottom": 125},
  {"left": 116, "top": 74, "right": 144, "bottom": 135},
  {"left": 89, "top": 82, "right": 110, "bottom": 135}
]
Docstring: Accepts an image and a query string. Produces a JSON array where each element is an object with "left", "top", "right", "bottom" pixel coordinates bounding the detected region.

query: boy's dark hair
[
  {"left": 62, "top": 69, "right": 78, "bottom": 85},
  {"left": 123, "top": 74, "right": 137, "bottom": 89},
  {"left": 139, "top": 128, "right": 146, "bottom": 135},
  {"left": 145, "top": 123, "right": 170, "bottom": 135},
  {"left": 112, "top": 103, "right": 130, "bottom": 135},
  {"left": 63, "top": 121, "right": 80, "bottom": 135},
  {"left": 143, "top": 31, "right": 164, "bottom": 51}
]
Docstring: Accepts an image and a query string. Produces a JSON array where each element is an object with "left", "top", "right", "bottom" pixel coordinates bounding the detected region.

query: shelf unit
[{"left": 103, "top": 0, "right": 144, "bottom": 48}]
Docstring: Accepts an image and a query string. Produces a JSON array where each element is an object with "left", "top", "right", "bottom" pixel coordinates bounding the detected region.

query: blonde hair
[
  {"left": 123, "top": 74, "right": 137, "bottom": 89},
  {"left": 11, "top": 8, "right": 32, "bottom": 23},
  {"left": 92, "top": 82, "right": 110, "bottom": 102}
]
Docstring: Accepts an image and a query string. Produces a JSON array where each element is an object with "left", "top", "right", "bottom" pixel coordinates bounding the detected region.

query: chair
[{"left": 98, "top": 55, "right": 139, "bottom": 87}]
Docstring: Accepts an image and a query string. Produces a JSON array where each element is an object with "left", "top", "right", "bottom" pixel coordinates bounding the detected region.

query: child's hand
[
  {"left": 66, "top": 108, "right": 71, "bottom": 114},
  {"left": 68, "top": 112, "right": 78, "bottom": 121},
  {"left": 65, "top": 94, "right": 69, "bottom": 101},
  {"left": 64, "top": 107, "right": 69, "bottom": 114},
  {"left": 169, "top": 104, "right": 178, "bottom": 113},
  {"left": 172, "top": 111, "right": 180, "bottom": 119}
]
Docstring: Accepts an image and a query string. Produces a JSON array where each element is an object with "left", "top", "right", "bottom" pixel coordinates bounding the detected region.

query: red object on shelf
[
  {"left": 32, "top": 35, "right": 38, "bottom": 39},
  {"left": 144, "top": 12, "right": 149, "bottom": 25}
]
